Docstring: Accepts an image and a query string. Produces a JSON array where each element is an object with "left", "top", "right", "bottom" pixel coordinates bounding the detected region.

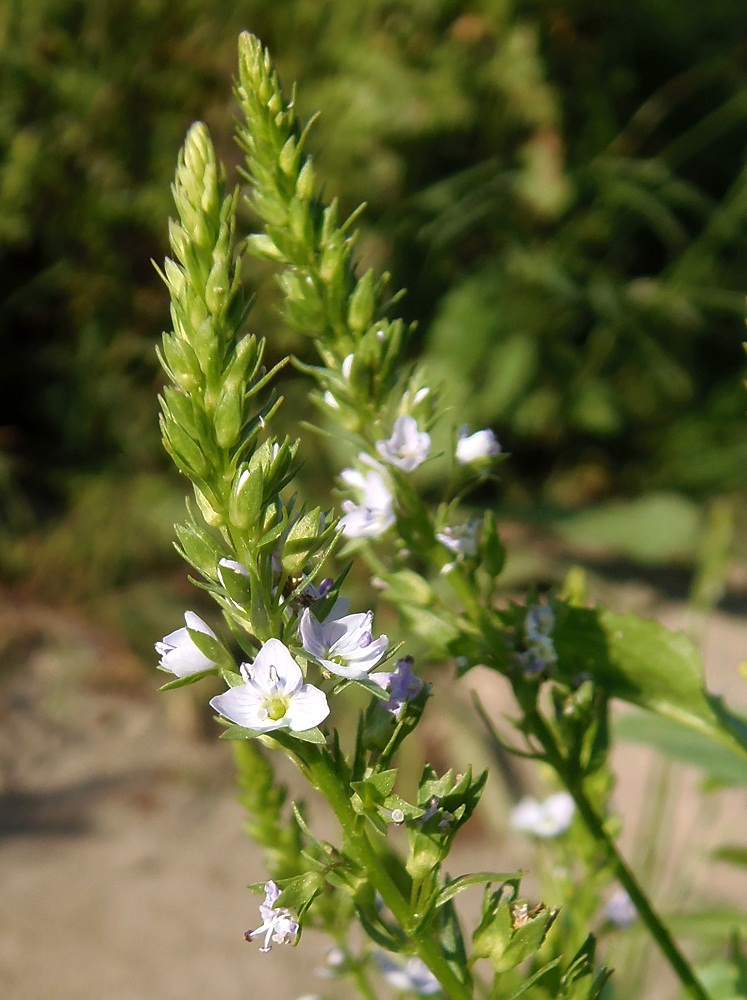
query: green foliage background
[{"left": 2, "top": 0, "right": 747, "bottom": 622}]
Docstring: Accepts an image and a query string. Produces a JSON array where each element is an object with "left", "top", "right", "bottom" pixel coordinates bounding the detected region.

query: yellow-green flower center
[{"left": 265, "top": 695, "right": 288, "bottom": 721}]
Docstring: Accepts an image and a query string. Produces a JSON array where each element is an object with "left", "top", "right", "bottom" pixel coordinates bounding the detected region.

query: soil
[{"left": 1, "top": 593, "right": 745, "bottom": 1000}]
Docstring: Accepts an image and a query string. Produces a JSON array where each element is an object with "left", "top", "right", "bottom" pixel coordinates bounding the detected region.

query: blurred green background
[{"left": 2, "top": 0, "right": 747, "bottom": 659}]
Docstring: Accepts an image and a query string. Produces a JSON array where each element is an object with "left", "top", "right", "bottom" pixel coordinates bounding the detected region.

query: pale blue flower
[
  {"left": 300, "top": 605, "right": 388, "bottom": 680},
  {"left": 376, "top": 415, "right": 431, "bottom": 471},
  {"left": 370, "top": 656, "right": 424, "bottom": 717},
  {"left": 210, "top": 638, "right": 329, "bottom": 733}
]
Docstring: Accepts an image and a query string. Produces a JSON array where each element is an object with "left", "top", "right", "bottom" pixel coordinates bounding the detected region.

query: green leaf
[
  {"left": 287, "top": 726, "right": 327, "bottom": 744},
  {"left": 351, "top": 769, "right": 399, "bottom": 799},
  {"left": 218, "top": 723, "right": 262, "bottom": 741},
  {"left": 185, "top": 624, "right": 233, "bottom": 670},
  {"left": 275, "top": 871, "right": 325, "bottom": 912},
  {"left": 554, "top": 492, "right": 702, "bottom": 564},
  {"left": 158, "top": 667, "right": 216, "bottom": 691},
  {"left": 713, "top": 847, "right": 747, "bottom": 868},
  {"left": 666, "top": 907, "right": 747, "bottom": 940},
  {"left": 219, "top": 723, "right": 325, "bottom": 744},
  {"left": 556, "top": 605, "right": 747, "bottom": 759},
  {"left": 502, "top": 957, "right": 563, "bottom": 1000},
  {"left": 436, "top": 871, "right": 524, "bottom": 909},
  {"left": 614, "top": 710, "right": 747, "bottom": 786}
]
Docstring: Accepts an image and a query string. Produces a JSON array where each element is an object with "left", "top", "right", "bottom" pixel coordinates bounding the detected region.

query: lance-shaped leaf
[{"left": 555, "top": 605, "right": 747, "bottom": 758}]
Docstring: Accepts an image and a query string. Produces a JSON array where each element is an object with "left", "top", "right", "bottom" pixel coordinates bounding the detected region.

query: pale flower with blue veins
[
  {"left": 376, "top": 414, "right": 431, "bottom": 471},
  {"left": 155, "top": 612, "right": 218, "bottom": 678},
  {"left": 209, "top": 638, "right": 329, "bottom": 733},
  {"left": 300, "top": 604, "right": 388, "bottom": 680}
]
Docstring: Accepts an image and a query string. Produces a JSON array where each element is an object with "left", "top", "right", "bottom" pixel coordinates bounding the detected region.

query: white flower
[
  {"left": 370, "top": 656, "right": 424, "bottom": 717},
  {"left": 300, "top": 605, "right": 388, "bottom": 680},
  {"left": 375, "top": 953, "right": 441, "bottom": 995},
  {"left": 244, "top": 881, "right": 299, "bottom": 952},
  {"left": 376, "top": 415, "right": 431, "bottom": 471},
  {"left": 455, "top": 427, "right": 501, "bottom": 465},
  {"left": 155, "top": 612, "right": 218, "bottom": 678},
  {"left": 209, "top": 638, "right": 329, "bottom": 733},
  {"left": 510, "top": 792, "right": 574, "bottom": 838},
  {"left": 604, "top": 889, "right": 637, "bottom": 928},
  {"left": 339, "top": 468, "right": 395, "bottom": 538}
]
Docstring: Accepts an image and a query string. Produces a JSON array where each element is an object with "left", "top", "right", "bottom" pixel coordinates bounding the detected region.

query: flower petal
[
  {"left": 283, "top": 684, "right": 330, "bottom": 731},
  {"left": 252, "top": 638, "right": 303, "bottom": 695}
]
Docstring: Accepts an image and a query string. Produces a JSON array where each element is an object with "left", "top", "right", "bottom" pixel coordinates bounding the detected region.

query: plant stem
[
  {"left": 302, "top": 746, "right": 473, "bottom": 1000},
  {"left": 528, "top": 710, "right": 712, "bottom": 1000}
]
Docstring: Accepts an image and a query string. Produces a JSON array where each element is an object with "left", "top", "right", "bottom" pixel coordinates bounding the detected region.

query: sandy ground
[{"left": 1, "top": 595, "right": 745, "bottom": 1000}]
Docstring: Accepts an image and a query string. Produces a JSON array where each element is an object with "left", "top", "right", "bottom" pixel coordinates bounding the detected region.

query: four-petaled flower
[
  {"left": 209, "top": 638, "right": 329, "bottom": 733},
  {"left": 245, "top": 881, "right": 299, "bottom": 952},
  {"left": 510, "top": 792, "right": 574, "bottom": 838},
  {"left": 300, "top": 605, "right": 388, "bottom": 680},
  {"left": 376, "top": 415, "right": 431, "bottom": 471},
  {"left": 155, "top": 612, "right": 218, "bottom": 678},
  {"left": 339, "top": 468, "right": 395, "bottom": 538},
  {"left": 456, "top": 427, "right": 501, "bottom": 465},
  {"left": 370, "top": 656, "right": 424, "bottom": 717}
]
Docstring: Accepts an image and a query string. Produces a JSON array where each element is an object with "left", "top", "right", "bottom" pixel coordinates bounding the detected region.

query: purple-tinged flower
[
  {"left": 339, "top": 468, "right": 395, "bottom": 538},
  {"left": 155, "top": 612, "right": 218, "bottom": 678},
  {"left": 376, "top": 415, "right": 431, "bottom": 471},
  {"left": 300, "top": 605, "right": 388, "bottom": 680},
  {"left": 510, "top": 792, "right": 574, "bottom": 838},
  {"left": 244, "top": 881, "right": 299, "bottom": 952},
  {"left": 456, "top": 427, "right": 501, "bottom": 465},
  {"left": 210, "top": 638, "right": 329, "bottom": 734},
  {"left": 370, "top": 656, "right": 424, "bottom": 717}
]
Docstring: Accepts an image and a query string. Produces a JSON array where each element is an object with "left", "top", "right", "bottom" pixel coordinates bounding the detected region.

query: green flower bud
[
  {"left": 194, "top": 485, "right": 224, "bottom": 527},
  {"left": 295, "top": 158, "right": 315, "bottom": 201},
  {"left": 279, "top": 135, "right": 299, "bottom": 178},
  {"left": 348, "top": 268, "right": 377, "bottom": 335},
  {"left": 228, "top": 466, "right": 264, "bottom": 533},
  {"left": 280, "top": 508, "right": 324, "bottom": 576}
]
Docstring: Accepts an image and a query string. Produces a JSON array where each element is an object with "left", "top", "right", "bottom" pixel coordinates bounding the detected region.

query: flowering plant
[{"left": 155, "top": 33, "right": 747, "bottom": 1000}]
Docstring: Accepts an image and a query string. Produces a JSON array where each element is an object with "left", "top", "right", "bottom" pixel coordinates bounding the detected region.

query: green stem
[
  {"left": 302, "top": 746, "right": 473, "bottom": 1000},
  {"left": 527, "top": 711, "right": 712, "bottom": 1000}
]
